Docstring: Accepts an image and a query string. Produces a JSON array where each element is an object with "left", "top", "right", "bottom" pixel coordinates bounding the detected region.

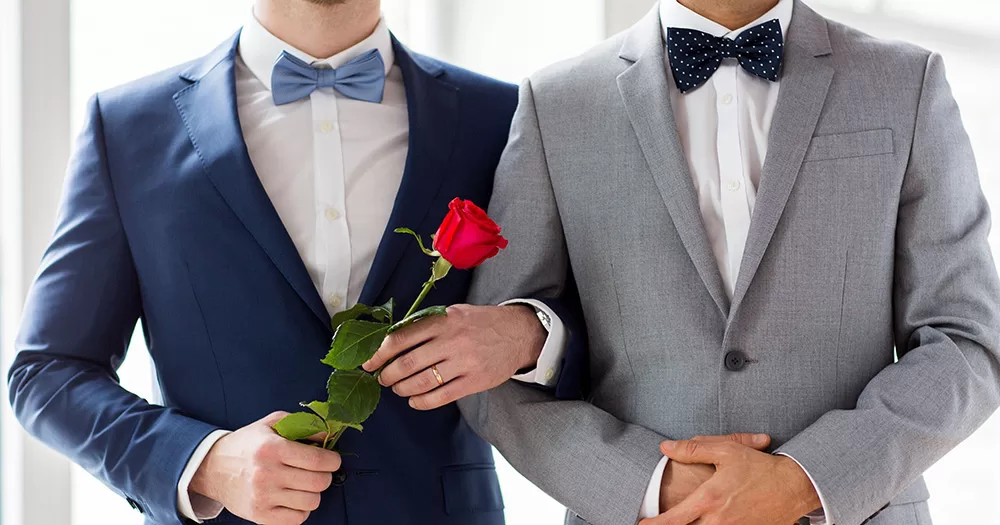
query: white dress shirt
[
  {"left": 176, "top": 14, "right": 568, "bottom": 522},
  {"left": 637, "top": 1, "right": 829, "bottom": 523}
]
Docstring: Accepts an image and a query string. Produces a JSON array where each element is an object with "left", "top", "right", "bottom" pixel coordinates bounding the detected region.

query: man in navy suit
[{"left": 6, "top": 1, "right": 570, "bottom": 524}]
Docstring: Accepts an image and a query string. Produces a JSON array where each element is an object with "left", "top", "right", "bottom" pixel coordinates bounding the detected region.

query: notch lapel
[
  {"left": 728, "top": 2, "right": 835, "bottom": 316},
  {"left": 173, "top": 32, "right": 332, "bottom": 330},
  {"left": 617, "top": 8, "right": 730, "bottom": 317},
  {"left": 358, "top": 40, "right": 459, "bottom": 306}
]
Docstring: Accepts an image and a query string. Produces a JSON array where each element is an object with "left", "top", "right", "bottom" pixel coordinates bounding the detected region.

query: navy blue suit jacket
[{"left": 7, "top": 33, "right": 532, "bottom": 525}]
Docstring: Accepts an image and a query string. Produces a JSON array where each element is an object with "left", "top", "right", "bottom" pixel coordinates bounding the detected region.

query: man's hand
[
  {"left": 189, "top": 412, "right": 342, "bottom": 525},
  {"left": 660, "top": 433, "right": 772, "bottom": 512},
  {"left": 641, "top": 437, "right": 821, "bottom": 525},
  {"left": 362, "top": 304, "right": 546, "bottom": 410}
]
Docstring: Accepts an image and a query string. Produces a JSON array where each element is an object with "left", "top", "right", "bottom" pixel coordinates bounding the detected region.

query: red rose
[{"left": 433, "top": 198, "right": 509, "bottom": 270}]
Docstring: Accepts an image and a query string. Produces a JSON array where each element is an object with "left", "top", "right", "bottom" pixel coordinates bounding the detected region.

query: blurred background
[{"left": 1, "top": 0, "right": 998, "bottom": 524}]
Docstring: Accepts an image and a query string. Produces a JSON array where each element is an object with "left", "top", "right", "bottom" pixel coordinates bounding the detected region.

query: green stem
[
  {"left": 326, "top": 426, "right": 347, "bottom": 450},
  {"left": 374, "top": 278, "right": 435, "bottom": 379},
  {"left": 321, "top": 420, "right": 333, "bottom": 449},
  {"left": 404, "top": 280, "right": 435, "bottom": 320}
]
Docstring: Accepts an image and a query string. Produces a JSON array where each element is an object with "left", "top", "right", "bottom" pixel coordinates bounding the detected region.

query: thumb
[
  {"left": 660, "top": 439, "right": 731, "bottom": 465},
  {"left": 261, "top": 411, "right": 291, "bottom": 427},
  {"left": 692, "top": 432, "right": 771, "bottom": 450}
]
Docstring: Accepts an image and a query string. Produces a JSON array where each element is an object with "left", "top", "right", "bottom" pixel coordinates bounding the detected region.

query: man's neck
[
  {"left": 677, "top": 0, "right": 780, "bottom": 30},
  {"left": 254, "top": 0, "right": 381, "bottom": 59}
]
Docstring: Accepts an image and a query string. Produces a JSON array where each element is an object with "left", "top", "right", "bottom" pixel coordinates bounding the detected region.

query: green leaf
[
  {"left": 301, "top": 400, "right": 329, "bottom": 420},
  {"left": 394, "top": 227, "right": 438, "bottom": 257},
  {"left": 331, "top": 303, "right": 372, "bottom": 330},
  {"left": 327, "top": 420, "right": 364, "bottom": 432},
  {"left": 273, "top": 411, "right": 327, "bottom": 441},
  {"left": 322, "top": 320, "right": 390, "bottom": 370},
  {"left": 371, "top": 298, "right": 394, "bottom": 324},
  {"left": 325, "top": 369, "right": 382, "bottom": 424},
  {"left": 388, "top": 306, "right": 448, "bottom": 334}
]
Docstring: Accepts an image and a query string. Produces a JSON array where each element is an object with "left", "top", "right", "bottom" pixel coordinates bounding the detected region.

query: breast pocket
[{"left": 804, "top": 129, "right": 894, "bottom": 162}]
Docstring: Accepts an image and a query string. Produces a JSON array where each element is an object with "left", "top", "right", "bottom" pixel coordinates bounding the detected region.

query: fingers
[
  {"left": 377, "top": 342, "right": 447, "bottom": 387},
  {"left": 653, "top": 482, "right": 718, "bottom": 525},
  {"left": 264, "top": 506, "right": 311, "bottom": 525},
  {"left": 691, "top": 433, "right": 770, "bottom": 450},
  {"left": 363, "top": 316, "right": 444, "bottom": 372},
  {"left": 391, "top": 360, "right": 453, "bottom": 397},
  {"left": 408, "top": 376, "right": 476, "bottom": 411},
  {"left": 304, "top": 432, "right": 328, "bottom": 444},
  {"left": 277, "top": 440, "right": 342, "bottom": 472},
  {"left": 660, "top": 439, "right": 738, "bottom": 466},
  {"left": 280, "top": 468, "right": 334, "bottom": 493},
  {"left": 276, "top": 489, "right": 323, "bottom": 512}
]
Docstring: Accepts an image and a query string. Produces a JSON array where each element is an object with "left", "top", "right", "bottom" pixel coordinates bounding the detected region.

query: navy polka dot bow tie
[{"left": 666, "top": 19, "right": 784, "bottom": 93}]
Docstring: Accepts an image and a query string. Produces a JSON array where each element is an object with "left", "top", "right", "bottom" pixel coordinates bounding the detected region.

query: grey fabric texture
[{"left": 459, "top": 2, "right": 1000, "bottom": 524}]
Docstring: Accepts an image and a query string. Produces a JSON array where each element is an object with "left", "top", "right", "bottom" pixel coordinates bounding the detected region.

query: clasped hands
[{"left": 643, "top": 433, "right": 822, "bottom": 525}]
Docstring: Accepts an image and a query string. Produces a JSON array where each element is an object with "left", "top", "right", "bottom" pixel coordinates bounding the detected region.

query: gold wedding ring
[{"left": 430, "top": 365, "right": 445, "bottom": 386}]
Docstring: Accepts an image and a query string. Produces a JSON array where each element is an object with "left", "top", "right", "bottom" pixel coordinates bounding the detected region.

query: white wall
[{"left": 0, "top": 0, "right": 74, "bottom": 524}]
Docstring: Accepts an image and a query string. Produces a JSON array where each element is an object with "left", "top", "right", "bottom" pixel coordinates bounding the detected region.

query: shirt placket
[
  {"left": 310, "top": 86, "right": 352, "bottom": 316},
  {"left": 713, "top": 62, "right": 753, "bottom": 294}
]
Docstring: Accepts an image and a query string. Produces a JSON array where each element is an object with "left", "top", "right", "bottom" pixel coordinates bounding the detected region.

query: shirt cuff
[
  {"left": 777, "top": 453, "right": 829, "bottom": 525},
  {"left": 177, "top": 429, "right": 231, "bottom": 522},
  {"left": 501, "top": 298, "right": 567, "bottom": 387},
  {"left": 639, "top": 456, "right": 668, "bottom": 519}
]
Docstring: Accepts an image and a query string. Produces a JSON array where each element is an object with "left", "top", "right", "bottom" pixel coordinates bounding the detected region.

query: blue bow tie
[
  {"left": 270, "top": 48, "right": 387, "bottom": 105},
  {"left": 667, "top": 19, "right": 784, "bottom": 94}
]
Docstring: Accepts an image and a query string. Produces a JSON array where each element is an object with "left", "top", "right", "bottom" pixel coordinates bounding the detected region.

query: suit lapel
[
  {"left": 358, "top": 39, "right": 459, "bottom": 305},
  {"left": 729, "top": 2, "right": 834, "bottom": 316},
  {"left": 617, "top": 8, "right": 730, "bottom": 317},
  {"left": 173, "top": 32, "right": 332, "bottom": 331}
]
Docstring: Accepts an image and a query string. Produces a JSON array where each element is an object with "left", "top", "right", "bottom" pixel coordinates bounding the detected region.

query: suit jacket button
[
  {"left": 724, "top": 351, "right": 749, "bottom": 371},
  {"left": 332, "top": 470, "right": 348, "bottom": 486}
]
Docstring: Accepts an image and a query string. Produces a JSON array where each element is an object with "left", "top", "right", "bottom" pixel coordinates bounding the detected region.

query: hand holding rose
[
  {"left": 272, "top": 198, "right": 512, "bottom": 447},
  {"left": 364, "top": 198, "right": 544, "bottom": 410},
  {"left": 364, "top": 303, "right": 546, "bottom": 410},
  {"left": 191, "top": 412, "right": 341, "bottom": 525}
]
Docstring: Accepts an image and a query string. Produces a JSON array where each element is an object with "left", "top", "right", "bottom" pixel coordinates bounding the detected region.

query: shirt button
[
  {"left": 329, "top": 295, "right": 343, "bottom": 308},
  {"left": 318, "top": 121, "right": 335, "bottom": 133},
  {"left": 727, "top": 179, "right": 741, "bottom": 192},
  {"left": 325, "top": 208, "right": 341, "bottom": 221},
  {"left": 721, "top": 93, "right": 734, "bottom": 105},
  {"left": 544, "top": 368, "right": 555, "bottom": 382}
]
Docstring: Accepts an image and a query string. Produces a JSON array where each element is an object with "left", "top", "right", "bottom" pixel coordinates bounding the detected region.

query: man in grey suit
[{"left": 369, "top": 0, "right": 1000, "bottom": 523}]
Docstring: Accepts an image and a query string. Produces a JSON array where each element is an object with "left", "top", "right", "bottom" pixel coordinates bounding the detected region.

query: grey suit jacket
[{"left": 459, "top": 2, "right": 1000, "bottom": 525}]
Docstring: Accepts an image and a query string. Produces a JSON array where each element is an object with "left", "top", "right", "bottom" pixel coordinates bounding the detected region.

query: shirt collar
[
  {"left": 659, "top": 0, "right": 793, "bottom": 40},
  {"left": 238, "top": 12, "right": 395, "bottom": 91}
]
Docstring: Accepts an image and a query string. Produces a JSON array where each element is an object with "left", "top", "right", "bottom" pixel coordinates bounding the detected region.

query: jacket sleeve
[
  {"left": 458, "top": 79, "right": 665, "bottom": 525},
  {"left": 775, "top": 52, "right": 1000, "bottom": 525},
  {"left": 536, "top": 274, "right": 590, "bottom": 401},
  {"left": 7, "top": 94, "right": 220, "bottom": 525}
]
